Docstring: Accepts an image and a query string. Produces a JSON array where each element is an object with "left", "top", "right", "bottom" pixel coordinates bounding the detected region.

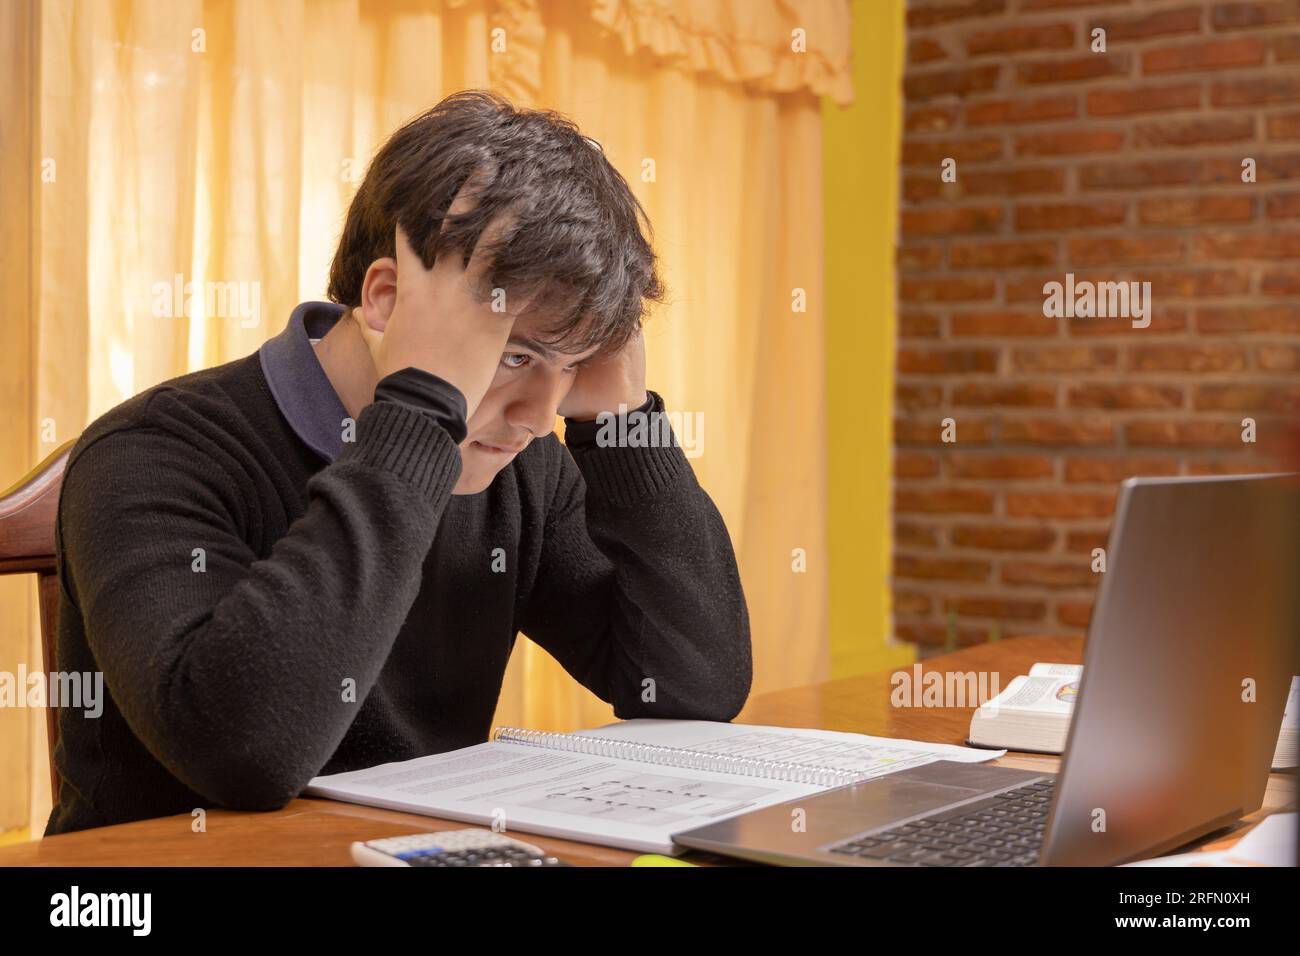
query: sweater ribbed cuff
[
  {"left": 338, "top": 400, "right": 462, "bottom": 499},
  {"left": 564, "top": 391, "right": 691, "bottom": 507}
]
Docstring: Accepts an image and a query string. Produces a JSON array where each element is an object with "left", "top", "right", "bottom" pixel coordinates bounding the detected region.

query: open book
[
  {"left": 968, "top": 664, "right": 1299, "bottom": 770},
  {"left": 305, "top": 719, "right": 1004, "bottom": 855}
]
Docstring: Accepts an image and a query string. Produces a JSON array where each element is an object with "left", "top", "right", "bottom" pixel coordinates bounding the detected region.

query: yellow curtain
[{"left": 0, "top": 0, "right": 852, "bottom": 837}]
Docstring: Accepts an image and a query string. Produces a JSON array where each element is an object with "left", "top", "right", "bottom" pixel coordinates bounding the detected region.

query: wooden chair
[{"left": 0, "top": 440, "right": 75, "bottom": 801}]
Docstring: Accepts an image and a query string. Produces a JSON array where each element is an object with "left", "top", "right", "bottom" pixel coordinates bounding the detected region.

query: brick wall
[{"left": 895, "top": 0, "right": 1300, "bottom": 650}]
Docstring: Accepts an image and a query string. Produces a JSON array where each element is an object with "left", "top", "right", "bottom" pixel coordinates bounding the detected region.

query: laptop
[{"left": 673, "top": 473, "right": 1300, "bottom": 866}]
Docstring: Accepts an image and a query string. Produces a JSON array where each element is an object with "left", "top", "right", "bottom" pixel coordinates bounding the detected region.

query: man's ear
[{"left": 358, "top": 256, "right": 398, "bottom": 333}]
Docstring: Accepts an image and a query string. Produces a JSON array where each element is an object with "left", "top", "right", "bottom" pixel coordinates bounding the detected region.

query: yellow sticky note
[{"left": 631, "top": 854, "right": 697, "bottom": 867}]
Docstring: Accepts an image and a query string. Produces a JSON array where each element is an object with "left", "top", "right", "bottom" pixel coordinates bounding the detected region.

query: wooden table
[{"left": 0, "top": 635, "right": 1291, "bottom": 866}]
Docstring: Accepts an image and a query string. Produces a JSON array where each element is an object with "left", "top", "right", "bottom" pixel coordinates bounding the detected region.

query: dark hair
[{"left": 328, "top": 90, "right": 663, "bottom": 357}]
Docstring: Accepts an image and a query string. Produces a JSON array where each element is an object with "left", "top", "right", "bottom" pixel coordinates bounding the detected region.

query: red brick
[
  {"left": 895, "top": 487, "right": 996, "bottom": 515},
  {"left": 898, "top": 349, "right": 999, "bottom": 374},
  {"left": 1266, "top": 192, "right": 1300, "bottom": 218},
  {"left": 1024, "top": 0, "right": 1135, "bottom": 8},
  {"left": 1080, "top": 159, "right": 1196, "bottom": 189},
  {"left": 1198, "top": 306, "right": 1300, "bottom": 334},
  {"left": 949, "top": 241, "right": 1057, "bottom": 269},
  {"left": 1015, "top": 130, "right": 1125, "bottom": 157},
  {"left": 968, "top": 96, "right": 1078, "bottom": 126},
  {"left": 900, "top": 313, "right": 942, "bottom": 337},
  {"left": 1067, "top": 308, "right": 1188, "bottom": 335},
  {"left": 1195, "top": 233, "right": 1300, "bottom": 259},
  {"left": 897, "top": 383, "right": 944, "bottom": 410},
  {"left": 968, "top": 23, "right": 1075, "bottom": 56},
  {"left": 907, "top": 106, "right": 960, "bottom": 133},
  {"left": 899, "top": 276, "right": 998, "bottom": 303},
  {"left": 951, "top": 310, "right": 1058, "bottom": 335},
  {"left": 1134, "top": 116, "right": 1255, "bottom": 147},
  {"left": 894, "top": 590, "right": 935, "bottom": 615},
  {"left": 1065, "top": 530, "right": 1111, "bottom": 553},
  {"left": 898, "top": 244, "right": 944, "bottom": 271},
  {"left": 1211, "top": 76, "right": 1300, "bottom": 107},
  {"left": 904, "top": 177, "right": 945, "bottom": 203},
  {"left": 895, "top": 554, "right": 992, "bottom": 581},
  {"left": 895, "top": 453, "right": 941, "bottom": 479},
  {"left": 1087, "top": 82, "right": 1200, "bottom": 116},
  {"left": 1002, "top": 562, "right": 1095, "bottom": 589},
  {"left": 1262, "top": 271, "right": 1300, "bottom": 294},
  {"left": 902, "top": 205, "right": 1003, "bottom": 236},
  {"left": 896, "top": 417, "right": 997, "bottom": 444},
  {"left": 909, "top": 37, "right": 949, "bottom": 64},
  {"left": 1091, "top": 7, "right": 1202, "bottom": 42},
  {"left": 1066, "top": 235, "right": 1185, "bottom": 265},
  {"left": 958, "top": 167, "right": 1067, "bottom": 197},
  {"left": 1185, "top": 458, "right": 1280, "bottom": 476},
  {"left": 1198, "top": 153, "right": 1300, "bottom": 184},
  {"left": 1267, "top": 112, "right": 1300, "bottom": 140},
  {"left": 1137, "top": 195, "right": 1254, "bottom": 225},
  {"left": 1194, "top": 385, "right": 1300, "bottom": 413},
  {"left": 1012, "top": 346, "right": 1119, "bottom": 371},
  {"left": 894, "top": 620, "right": 997, "bottom": 647},
  {"left": 1015, "top": 54, "right": 1131, "bottom": 85},
  {"left": 1065, "top": 456, "right": 1180, "bottom": 481},
  {"left": 1128, "top": 345, "right": 1247, "bottom": 371},
  {"left": 1274, "top": 34, "right": 1300, "bottom": 60},
  {"left": 1211, "top": 1, "right": 1300, "bottom": 31},
  {"left": 1126, "top": 420, "right": 1250, "bottom": 447},
  {"left": 1256, "top": 345, "right": 1300, "bottom": 370},
  {"left": 894, "top": 489, "right": 993, "bottom": 520},
  {"left": 1016, "top": 201, "right": 1128, "bottom": 230},
  {"left": 1142, "top": 38, "right": 1267, "bottom": 74},
  {"left": 951, "top": 524, "right": 1057, "bottom": 550},
  {"left": 943, "top": 596, "right": 1048, "bottom": 620},
  {"left": 908, "top": 0, "right": 1008, "bottom": 29},
  {"left": 902, "top": 136, "right": 1004, "bottom": 166},
  {"left": 1002, "top": 418, "right": 1116, "bottom": 445},
  {"left": 954, "top": 383, "right": 1059, "bottom": 407},
  {"left": 1057, "top": 601, "right": 1094, "bottom": 628},
  {"left": 1007, "top": 271, "right": 1248, "bottom": 301},
  {"left": 905, "top": 64, "right": 1002, "bottom": 100},
  {"left": 1067, "top": 383, "right": 1184, "bottom": 409},
  {"left": 949, "top": 454, "right": 1056, "bottom": 479}
]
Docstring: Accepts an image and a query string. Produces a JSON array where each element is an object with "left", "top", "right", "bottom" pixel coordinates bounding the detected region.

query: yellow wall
[{"left": 824, "top": 0, "right": 914, "bottom": 678}]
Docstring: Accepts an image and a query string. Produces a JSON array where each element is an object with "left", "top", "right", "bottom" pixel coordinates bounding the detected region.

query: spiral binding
[{"left": 490, "top": 726, "right": 863, "bottom": 789}]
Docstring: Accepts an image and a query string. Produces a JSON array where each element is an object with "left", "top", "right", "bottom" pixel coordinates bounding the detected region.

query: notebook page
[
  {"left": 306, "top": 739, "right": 826, "bottom": 856},
  {"left": 573, "top": 719, "right": 1004, "bottom": 779}
]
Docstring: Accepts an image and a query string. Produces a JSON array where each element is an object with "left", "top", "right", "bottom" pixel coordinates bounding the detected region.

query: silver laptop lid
[{"left": 1042, "top": 473, "right": 1300, "bottom": 866}]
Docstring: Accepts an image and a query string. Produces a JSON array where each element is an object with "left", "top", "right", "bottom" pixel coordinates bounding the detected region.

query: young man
[{"left": 46, "top": 90, "right": 751, "bottom": 836}]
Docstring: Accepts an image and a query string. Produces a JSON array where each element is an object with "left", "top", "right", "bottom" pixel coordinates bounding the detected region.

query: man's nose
[{"left": 506, "top": 373, "right": 567, "bottom": 437}]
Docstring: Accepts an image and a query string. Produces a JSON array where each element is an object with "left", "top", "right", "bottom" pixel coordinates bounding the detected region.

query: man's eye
[{"left": 501, "top": 353, "right": 530, "bottom": 369}]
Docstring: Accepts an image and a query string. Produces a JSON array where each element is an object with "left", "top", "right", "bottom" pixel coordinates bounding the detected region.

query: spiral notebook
[{"left": 305, "top": 719, "right": 1004, "bottom": 855}]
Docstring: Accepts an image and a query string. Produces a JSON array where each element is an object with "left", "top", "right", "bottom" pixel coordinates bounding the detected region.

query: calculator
[{"left": 350, "top": 828, "right": 570, "bottom": 867}]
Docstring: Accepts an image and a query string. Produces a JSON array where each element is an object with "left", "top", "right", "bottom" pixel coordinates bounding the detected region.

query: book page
[
  {"left": 1281, "top": 677, "right": 1298, "bottom": 731},
  {"left": 1028, "top": 662, "right": 1083, "bottom": 679},
  {"left": 571, "top": 719, "right": 1004, "bottom": 778},
  {"left": 974, "top": 674, "right": 1079, "bottom": 717}
]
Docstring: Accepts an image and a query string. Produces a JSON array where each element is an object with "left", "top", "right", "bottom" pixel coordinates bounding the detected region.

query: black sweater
[{"left": 45, "top": 353, "right": 751, "bottom": 835}]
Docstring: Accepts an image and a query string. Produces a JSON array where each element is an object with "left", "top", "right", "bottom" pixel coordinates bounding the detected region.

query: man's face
[{"left": 454, "top": 310, "right": 599, "bottom": 494}]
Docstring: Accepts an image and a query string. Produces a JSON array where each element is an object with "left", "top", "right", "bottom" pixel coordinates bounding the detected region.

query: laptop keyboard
[{"left": 828, "top": 778, "right": 1056, "bottom": 867}]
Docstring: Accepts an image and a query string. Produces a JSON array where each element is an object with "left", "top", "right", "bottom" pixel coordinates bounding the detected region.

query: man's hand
[
  {"left": 557, "top": 327, "right": 649, "bottom": 421},
  {"left": 373, "top": 220, "right": 515, "bottom": 421}
]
